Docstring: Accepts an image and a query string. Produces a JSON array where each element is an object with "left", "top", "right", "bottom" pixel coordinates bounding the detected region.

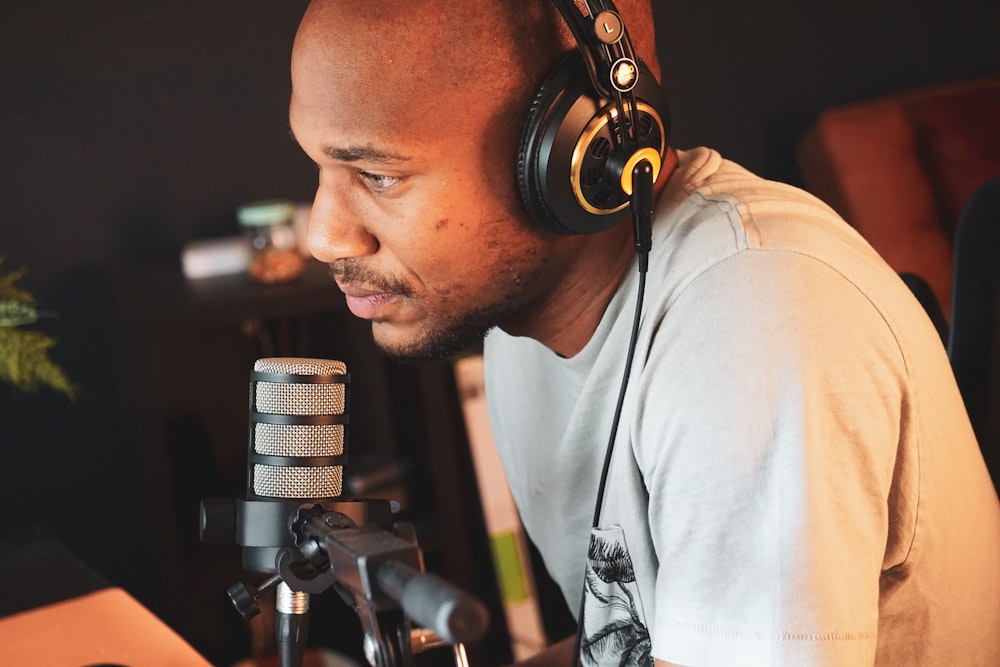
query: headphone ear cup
[
  {"left": 518, "top": 54, "right": 588, "bottom": 234},
  {"left": 517, "top": 52, "right": 670, "bottom": 235}
]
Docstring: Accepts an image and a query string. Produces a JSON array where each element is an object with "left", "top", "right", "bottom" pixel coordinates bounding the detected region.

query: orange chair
[{"left": 796, "top": 75, "right": 1000, "bottom": 319}]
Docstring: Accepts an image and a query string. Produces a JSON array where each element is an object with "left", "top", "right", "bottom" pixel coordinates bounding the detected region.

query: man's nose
[{"left": 306, "top": 186, "right": 378, "bottom": 263}]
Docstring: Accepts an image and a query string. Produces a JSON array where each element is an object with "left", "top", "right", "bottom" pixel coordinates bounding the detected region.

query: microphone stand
[
  {"left": 204, "top": 497, "right": 487, "bottom": 667},
  {"left": 294, "top": 510, "right": 487, "bottom": 667},
  {"left": 275, "top": 581, "right": 309, "bottom": 667}
]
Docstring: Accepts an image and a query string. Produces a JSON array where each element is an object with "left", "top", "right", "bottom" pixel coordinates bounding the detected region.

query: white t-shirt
[{"left": 483, "top": 147, "right": 1000, "bottom": 666}]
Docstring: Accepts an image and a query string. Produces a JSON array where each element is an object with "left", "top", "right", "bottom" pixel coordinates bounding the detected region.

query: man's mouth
[{"left": 338, "top": 284, "right": 397, "bottom": 320}]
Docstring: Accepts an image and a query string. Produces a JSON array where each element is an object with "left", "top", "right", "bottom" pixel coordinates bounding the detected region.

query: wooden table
[{"left": 0, "top": 504, "right": 211, "bottom": 666}]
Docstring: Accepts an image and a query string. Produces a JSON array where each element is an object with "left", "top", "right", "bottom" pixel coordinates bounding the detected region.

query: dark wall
[
  {"left": 654, "top": 0, "right": 1000, "bottom": 185},
  {"left": 1, "top": 0, "right": 999, "bottom": 663},
  {"left": 0, "top": 0, "right": 313, "bottom": 562},
  {"left": 2, "top": 0, "right": 315, "bottom": 276}
]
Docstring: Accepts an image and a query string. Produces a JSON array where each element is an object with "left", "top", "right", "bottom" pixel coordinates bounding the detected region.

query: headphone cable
[{"left": 570, "top": 159, "right": 654, "bottom": 666}]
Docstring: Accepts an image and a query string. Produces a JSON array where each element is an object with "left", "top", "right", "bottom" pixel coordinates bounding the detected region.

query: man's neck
[
  {"left": 493, "top": 220, "right": 635, "bottom": 358},
  {"left": 506, "top": 148, "right": 678, "bottom": 358}
]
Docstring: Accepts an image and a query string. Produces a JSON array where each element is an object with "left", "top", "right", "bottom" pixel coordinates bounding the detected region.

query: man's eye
[{"left": 359, "top": 170, "right": 400, "bottom": 192}]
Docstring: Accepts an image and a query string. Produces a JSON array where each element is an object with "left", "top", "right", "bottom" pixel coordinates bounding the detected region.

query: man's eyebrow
[{"left": 322, "top": 144, "right": 410, "bottom": 164}]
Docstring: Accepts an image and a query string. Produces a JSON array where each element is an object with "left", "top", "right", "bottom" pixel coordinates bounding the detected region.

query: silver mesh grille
[
  {"left": 253, "top": 464, "right": 344, "bottom": 498},
  {"left": 254, "top": 357, "right": 347, "bottom": 376},
  {"left": 255, "top": 382, "right": 345, "bottom": 416},
  {"left": 249, "top": 357, "right": 348, "bottom": 500},
  {"left": 254, "top": 423, "right": 344, "bottom": 457}
]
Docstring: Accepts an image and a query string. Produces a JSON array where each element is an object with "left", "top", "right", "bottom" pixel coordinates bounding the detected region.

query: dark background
[{"left": 1, "top": 1, "right": 999, "bottom": 665}]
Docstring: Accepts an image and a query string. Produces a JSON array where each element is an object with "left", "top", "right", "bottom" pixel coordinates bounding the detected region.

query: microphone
[
  {"left": 256, "top": 357, "right": 350, "bottom": 667},
  {"left": 235, "top": 357, "right": 350, "bottom": 667},
  {"left": 201, "top": 357, "right": 488, "bottom": 666},
  {"left": 242, "top": 356, "right": 350, "bottom": 573}
]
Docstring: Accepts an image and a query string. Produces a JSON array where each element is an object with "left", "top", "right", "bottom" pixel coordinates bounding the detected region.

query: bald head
[{"left": 292, "top": 1, "right": 661, "bottom": 133}]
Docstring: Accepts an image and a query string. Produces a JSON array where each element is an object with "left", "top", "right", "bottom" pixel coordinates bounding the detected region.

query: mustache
[{"left": 329, "top": 258, "right": 413, "bottom": 297}]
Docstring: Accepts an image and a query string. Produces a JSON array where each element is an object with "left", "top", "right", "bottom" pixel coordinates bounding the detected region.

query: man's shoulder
[
  {"left": 653, "top": 148, "right": 894, "bottom": 300},
  {"left": 663, "top": 147, "right": 851, "bottom": 253}
]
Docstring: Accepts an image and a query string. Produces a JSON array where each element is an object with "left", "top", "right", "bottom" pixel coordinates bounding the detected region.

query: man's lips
[{"left": 338, "top": 284, "right": 397, "bottom": 320}]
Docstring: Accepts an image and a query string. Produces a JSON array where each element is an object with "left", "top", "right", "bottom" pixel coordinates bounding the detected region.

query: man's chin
[{"left": 370, "top": 321, "right": 492, "bottom": 364}]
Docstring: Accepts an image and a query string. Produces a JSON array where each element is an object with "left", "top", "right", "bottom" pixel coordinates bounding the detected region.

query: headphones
[{"left": 518, "top": 0, "right": 671, "bottom": 235}]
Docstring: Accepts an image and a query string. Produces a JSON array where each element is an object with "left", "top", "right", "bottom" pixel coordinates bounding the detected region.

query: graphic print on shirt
[{"left": 581, "top": 526, "right": 652, "bottom": 667}]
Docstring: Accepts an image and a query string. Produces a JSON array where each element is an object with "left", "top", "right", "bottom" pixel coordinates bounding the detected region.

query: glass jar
[{"left": 237, "top": 200, "right": 306, "bottom": 284}]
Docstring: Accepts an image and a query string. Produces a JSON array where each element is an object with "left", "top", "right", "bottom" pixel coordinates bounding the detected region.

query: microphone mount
[{"left": 201, "top": 496, "right": 489, "bottom": 667}]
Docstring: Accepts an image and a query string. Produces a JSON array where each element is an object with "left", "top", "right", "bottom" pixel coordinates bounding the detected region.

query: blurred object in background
[
  {"left": 239, "top": 200, "right": 306, "bottom": 284},
  {"left": 182, "top": 236, "right": 253, "bottom": 280},
  {"left": 294, "top": 203, "right": 313, "bottom": 257}
]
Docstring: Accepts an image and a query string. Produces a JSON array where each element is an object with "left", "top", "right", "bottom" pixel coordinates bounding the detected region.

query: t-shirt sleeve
[{"left": 633, "top": 249, "right": 909, "bottom": 666}]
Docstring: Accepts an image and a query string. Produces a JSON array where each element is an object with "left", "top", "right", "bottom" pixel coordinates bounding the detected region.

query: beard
[
  {"left": 373, "top": 312, "right": 493, "bottom": 364},
  {"left": 339, "top": 262, "right": 546, "bottom": 364},
  {"left": 371, "top": 286, "right": 536, "bottom": 364},
  {"left": 330, "top": 218, "right": 555, "bottom": 364}
]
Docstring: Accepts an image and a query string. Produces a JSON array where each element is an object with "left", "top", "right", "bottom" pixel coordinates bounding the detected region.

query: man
[{"left": 289, "top": 1, "right": 1000, "bottom": 665}]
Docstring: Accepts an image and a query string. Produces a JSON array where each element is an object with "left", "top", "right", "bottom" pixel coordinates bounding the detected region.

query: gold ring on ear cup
[
  {"left": 620, "top": 147, "right": 662, "bottom": 196},
  {"left": 569, "top": 102, "right": 666, "bottom": 215}
]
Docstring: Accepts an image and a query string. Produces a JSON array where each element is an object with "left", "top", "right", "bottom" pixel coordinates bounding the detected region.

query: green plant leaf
[
  {"left": 0, "top": 328, "right": 76, "bottom": 399},
  {"left": 0, "top": 259, "right": 35, "bottom": 305},
  {"left": 0, "top": 301, "right": 39, "bottom": 327},
  {"left": 0, "top": 256, "right": 75, "bottom": 399}
]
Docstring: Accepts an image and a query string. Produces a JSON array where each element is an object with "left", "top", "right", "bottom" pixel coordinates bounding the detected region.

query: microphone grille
[
  {"left": 252, "top": 464, "right": 344, "bottom": 499},
  {"left": 254, "top": 357, "right": 347, "bottom": 415},
  {"left": 253, "top": 423, "right": 344, "bottom": 457},
  {"left": 254, "top": 357, "right": 347, "bottom": 376},
  {"left": 255, "top": 382, "right": 345, "bottom": 416},
  {"left": 249, "top": 357, "right": 349, "bottom": 500}
]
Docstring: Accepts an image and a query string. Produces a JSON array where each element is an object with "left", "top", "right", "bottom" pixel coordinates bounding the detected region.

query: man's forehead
[
  {"left": 290, "top": 26, "right": 509, "bottom": 149},
  {"left": 288, "top": 73, "right": 438, "bottom": 166},
  {"left": 290, "top": 0, "right": 558, "bottom": 161},
  {"left": 292, "top": 10, "right": 458, "bottom": 108}
]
